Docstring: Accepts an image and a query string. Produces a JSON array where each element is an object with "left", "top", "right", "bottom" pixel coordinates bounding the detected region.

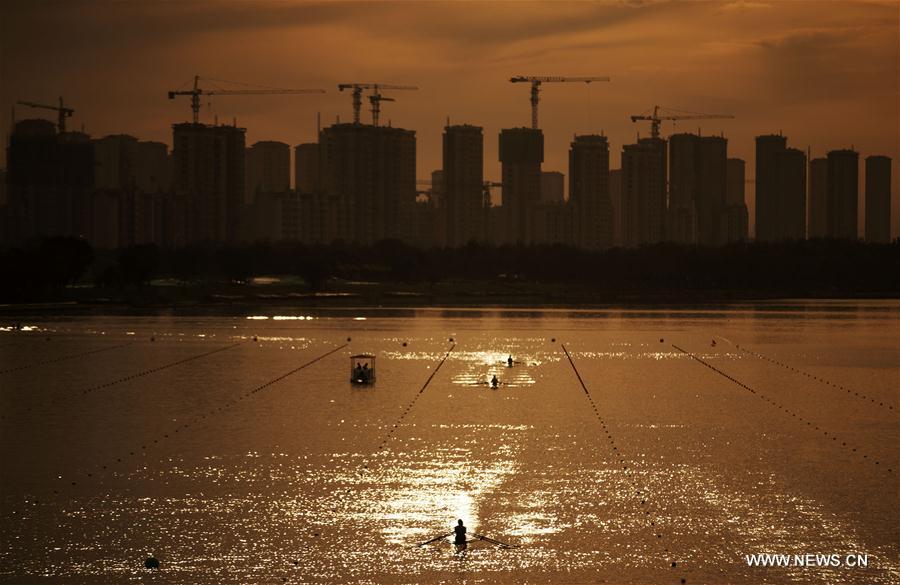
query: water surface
[{"left": 1, "top": 303, "right": 898, "bottom": 583}]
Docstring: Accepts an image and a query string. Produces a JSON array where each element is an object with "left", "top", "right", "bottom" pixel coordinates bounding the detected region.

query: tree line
[{"left": 1, "top": 236, "right": 897, "bottom": 302}]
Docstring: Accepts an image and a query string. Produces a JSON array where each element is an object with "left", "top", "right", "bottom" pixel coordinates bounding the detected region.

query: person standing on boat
[
  {"left": 490, "top": 375, "right": 499, "bottom": 389},
  {"left": 454, "top": 519, "right": 467, "bottom": 545}
]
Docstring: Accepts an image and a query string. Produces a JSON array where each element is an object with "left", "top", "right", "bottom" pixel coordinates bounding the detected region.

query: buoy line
[
  {"left": 562, "top": 344, "right": 688, "bottom": 584},
  {"left": 0, "top": 341, "right": 133, "bottom": 375},
  {"left": 17, "top": 340, "right": 245, "bottom": 417},
  {"left": 673, "top": 344, "right": 893, "bottom": 474},
  {"left": 45, "top": 342, "right": 348, "bottom": 493},
  {"left": 374, "top": 343, "right": 455, "bottom": 454},
  {"left": 734, "top": 344, "right": 894, "bottom": 412}
]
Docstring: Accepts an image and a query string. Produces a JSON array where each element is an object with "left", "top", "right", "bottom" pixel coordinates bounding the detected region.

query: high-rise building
[
  {"left": 540, "top": 171, "right": 565, "bottom": 204},
  {"left": 533, "top": 202, "right": 572, "bottom": 245},
  {"left": 807, "top": 158, "right": 828, "bottom": 238},
  {"left": 92, "top": 134, "right": 135, "bottom": 249},
  {"left": 865, "top": 155, "right": 892, "bottom": 243},
  {"left": 696, "top": 136, "right": 728, "bottom": 245},
  {"left": 442, "top": 124, "right": 484, "bottom": 247},
  {"left": 135, "top": 142, "right": 171, "bottom": 194},
  {"left": 172, "top": 122, "right": 246, "bottom": 245},
  {"left": 430, "top": 170, "right": 445, "bottom": 207},
  {"left": 755, "top": 135, "right": 805, "bottom": 240},
  {"left": 777, "top": 147, "right": 807, "bottom": 240},
  {"left": 319, "top": 123, "right": 416, "bottom": 245},
  {"left": 723, "top": 157, "right": 748, "bottom": 242},
  {"left": 94, "top": 134, "right": 139, "bottom": 190},
  {"left": 668, "top": 133, "right": 728, "bottom": 245},
  {"left": 92, "top": 135, "right": 171, "bottom": 248},
  {"left": 242, "top": 191, "right": 300, "bottom": 242},
  {"left": 246, "top": 141, "right": 290, "bottom": 201},
  {"left": 294, "top": 143, "right": 320, "bottom": 194},
  {"left": 569, "top": 134, "right": 612, "bottom": 249},
  {"left": 622, "top": 137, "right": 666, "bottom": 247},
  {"left": 755, "top": 134, "right": 786, "bottom": 241},
  {"left": 409, "top": 197, "right": 438, "bottom": 248},
  {"left": 725, "top": 158, "right": 745, "bottom": 207},
  {"left": 609, "top": 169, "right": 623, "bottom": 246},
  {"left": 499, "top": 128, "right": 543, "bottom": 244},
  {"left": 667, "top": 133, "right": 699, "bottom": 244},
  {"left": 826, "top": 149, "right": 858, "bottom": 239},
  {"left": 5, "top": 120, "right": 95, "bottom": 244}
]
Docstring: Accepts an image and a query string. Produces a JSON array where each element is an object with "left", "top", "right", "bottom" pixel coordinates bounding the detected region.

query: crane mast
[
  {"left": 630, "top": 105, "right": 735, "bottom": 139},
  {"left": 168, "top": 75, "right": 325, "bottom": 124},
  {"left": 338, "top": 83, "right": 418, "bottom": 126},
  {"left": 509, "top": 76, "right": 610, "bottom": 129}
]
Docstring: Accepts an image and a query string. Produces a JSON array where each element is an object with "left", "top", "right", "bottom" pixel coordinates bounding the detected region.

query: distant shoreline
[{"left": 1, "top": 287, "right": 898, "bottom": 317}]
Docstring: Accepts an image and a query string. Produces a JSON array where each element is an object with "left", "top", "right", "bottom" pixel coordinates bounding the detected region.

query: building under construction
[
  {"left": 442, "top": 124, "right": 484, "bottom": 247},
  {"left": 622, "top": 137, "right": 667, "bottom": 247},
  {"left": 172, "top": 122, "right": 246, "bottom": 246},
  {"left": 319, "top": 123, "right": 416, "bottom": 245},
  {"left": 569, "top": 134, "right": 612, "bottom": 249},
  {"left": 499, "top": 128, "right": 544, "bottom": 244}
]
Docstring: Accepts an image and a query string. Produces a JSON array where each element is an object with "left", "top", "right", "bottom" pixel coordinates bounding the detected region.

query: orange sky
[{"left": 2, "top": 0, "right": 898, "bottom": 235}]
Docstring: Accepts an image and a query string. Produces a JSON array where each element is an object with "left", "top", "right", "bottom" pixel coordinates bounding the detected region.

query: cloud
[{"left": 718, "top": 0, "right": 772, "bottom": 11}]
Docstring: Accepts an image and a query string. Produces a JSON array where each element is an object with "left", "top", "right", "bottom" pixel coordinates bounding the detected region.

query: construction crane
[
  {"left": 338, "top": 83, "right": 418, "bottom": 125},
  {"left": 630, "top": 105, "right": 735, "bottom": 140},
  {"left": 509, "top": 76, "right": 610, "bottom": 129},
  {"left": 16, "top": 97, "right": 74, "bottom": 133},
  {"left": 168, "top": 75, "right": 325, "bottom": 124},
  {"left": 368, "top": 89, "right": 395, "bottom": 127}
]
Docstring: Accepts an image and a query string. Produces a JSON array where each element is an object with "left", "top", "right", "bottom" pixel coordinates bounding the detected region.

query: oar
[
  {"left": 471, "top": 533, "right": 520, "bottom": 548},
  {"left": 416, "top": 532, "right": 453, "bottom": 547}
]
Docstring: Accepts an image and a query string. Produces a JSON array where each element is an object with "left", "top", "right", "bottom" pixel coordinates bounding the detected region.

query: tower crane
[
  {"left": 168, "top": 75, "right": 325, "bottom": 124},
  {"left": 16, "top": 97, "right": 74, "bottom": 133},
  {"left": 509, "top": 76, "right": 610, "bottom": 129},
  {"left": 338, "top": 83, "right": 418, "bottom": 125},
  {"left": 630, "top": 105, "right": 735, "bottom": 140}
]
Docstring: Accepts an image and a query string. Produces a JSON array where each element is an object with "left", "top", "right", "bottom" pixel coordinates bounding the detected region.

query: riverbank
[{"left": 1, "top": 277, "right": 898, "bottom": 316}]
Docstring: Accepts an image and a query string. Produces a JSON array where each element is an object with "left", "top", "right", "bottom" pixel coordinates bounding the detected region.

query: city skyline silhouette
[{"left": 2, "top": 1, "right": 898, "bottom": 235}]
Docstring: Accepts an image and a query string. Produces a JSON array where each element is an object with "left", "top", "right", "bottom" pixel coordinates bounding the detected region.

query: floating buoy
[
  {"left": 551, "top": 337, "right": 556, "bottom": 342},
  {"left": 144, "top": 556, "right": 160, "bottom": 570},
  {"left": 449, "top": 337, "right": 454, "bottom": 342},
  {"left": 659, "top": 338, "right": 664, "bottom": 343},
  {"left": 402, "top": 342, "right": 408, "bottom": 347},
  {"left": 347, "top": 337, "right": 351, "bottom": 342},
  {"left": 150, "top": 336, "right": 155, "bottom": 342}
]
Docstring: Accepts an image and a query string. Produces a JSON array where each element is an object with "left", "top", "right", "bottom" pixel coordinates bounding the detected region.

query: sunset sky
[{"left": 2, "top": 0, "right": 898, "bottom": 234}]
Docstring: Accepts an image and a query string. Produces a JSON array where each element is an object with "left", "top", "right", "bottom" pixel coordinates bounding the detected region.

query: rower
[
  {"left": 507, "top": 355, "right": 513, "bottom": 367},
  {"left": 490, "top": 375, "right": 499, "bottom": 389},
  {"left": 454, "top": 519, "right": 467, "bottom": 546}
]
